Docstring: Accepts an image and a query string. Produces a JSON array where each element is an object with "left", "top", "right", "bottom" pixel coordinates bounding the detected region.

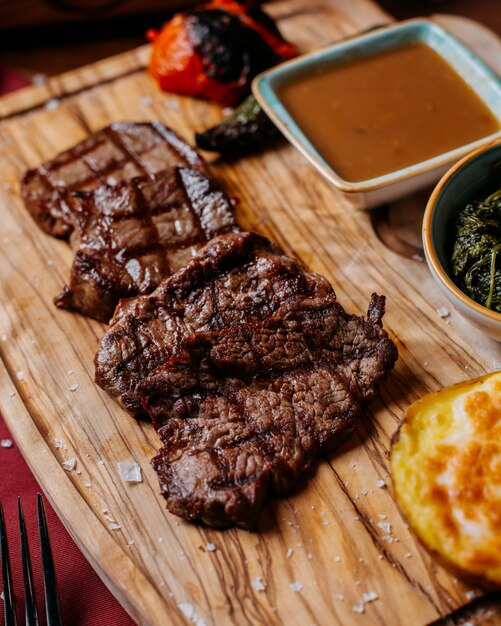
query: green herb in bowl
[{"left": 451, "top": 187, "right": 501, "bottom": 312}]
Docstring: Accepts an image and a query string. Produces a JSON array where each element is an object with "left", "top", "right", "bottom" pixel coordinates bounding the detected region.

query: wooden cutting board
[{"left": 0, "top": 2, "right": 500, "bottom": 625}]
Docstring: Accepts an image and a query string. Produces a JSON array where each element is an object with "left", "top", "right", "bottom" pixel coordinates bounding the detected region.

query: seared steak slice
[
  {"left": 145, "top": 296, "right": 398, "bottom": 529},
  {"left": 95, "top": 231, "right": 334, "bottom": 414},
  {"left": 55, "top": 167, "right": 236, "bottom": 322},
  {"left": 21, "top": 122, "right": 204, "bottom": 238}
]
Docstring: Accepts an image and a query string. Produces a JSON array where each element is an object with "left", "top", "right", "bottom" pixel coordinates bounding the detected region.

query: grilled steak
[
  {"left": 144, "top": 295, "right": 398, "bottom": 529},
  {"left": 21, "top": 122, "right": 204, "bottom": 238},
  {"left": 55, "top": 167, "right": 237, "bottom": 322},
  {"left": 95, "top": 231, "right": 334, "bottom": 415}
]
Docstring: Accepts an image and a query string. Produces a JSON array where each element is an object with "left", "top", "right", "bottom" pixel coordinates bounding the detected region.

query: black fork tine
[
  {"left": 0, "top": 502, "right": 18, "bottom": 626},
  {"left": 36, "top": 495, "right": 62, "bottom": 626},
  {"left": 17, "top": 499, "right": 39, "bottom": 626}
]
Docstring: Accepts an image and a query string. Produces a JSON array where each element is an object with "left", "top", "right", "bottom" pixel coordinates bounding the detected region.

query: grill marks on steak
[
  {"left": 144, "top": 296, "right": 398, "bottom": 528},
  {"left": 54, "top": 167, "right": 237, "bottom": 322},
  {"left": 21, "top": 122, "right": 204, "bottom": 238},
  {"left": 95, "top": 231, "right": 335, "bottom": 414}
]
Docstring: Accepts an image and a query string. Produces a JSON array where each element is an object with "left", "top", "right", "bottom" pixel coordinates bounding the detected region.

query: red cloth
[
  {"left": 0, "top": 67, "right": 137, "bottom": 625},
  {"left": 0, "top": 420, "right": 136, "bottom": 625}
]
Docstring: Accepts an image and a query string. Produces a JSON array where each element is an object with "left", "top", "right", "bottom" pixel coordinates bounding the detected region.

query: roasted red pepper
[{"left": 147, "top": 0, "right": 297, "bottom": 107}]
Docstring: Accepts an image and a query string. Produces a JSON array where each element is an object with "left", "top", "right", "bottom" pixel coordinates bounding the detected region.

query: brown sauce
[{"left": 278, "top": 42, "right": 499, "bottom": 182}]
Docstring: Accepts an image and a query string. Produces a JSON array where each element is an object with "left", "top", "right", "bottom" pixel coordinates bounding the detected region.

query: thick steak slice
[
  {"left": 55, "top": 167, "right": 236, "bottom": 322},
  {"left": 95, "top": 231, "right": 334, "bottom": 415},
  {"left": 145, "top": 296, "right": 398, "bottom": 529},
  {"left": 21, "top": 122, "right": 204, "bottom": 238}
]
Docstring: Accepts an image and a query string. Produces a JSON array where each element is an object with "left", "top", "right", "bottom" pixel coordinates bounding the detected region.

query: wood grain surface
[{"left": 0, "top": 2, "right": 500, "bottom": 625}]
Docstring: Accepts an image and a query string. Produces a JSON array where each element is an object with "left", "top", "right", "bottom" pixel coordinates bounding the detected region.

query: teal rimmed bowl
[
  {"left": 253, "top": 19, "right": 501, "bottom": 209},
  {"left": 423, "top": 139, "right": 501, "bottom": 341}
]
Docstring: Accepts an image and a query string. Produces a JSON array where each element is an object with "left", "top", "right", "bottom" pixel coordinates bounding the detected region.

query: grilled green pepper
[
  {"left": 451, "top": 187, "right": 501, "bottom": 312},
  {"left": 195, "top": 95, "right": 281, "bottom": 154}
]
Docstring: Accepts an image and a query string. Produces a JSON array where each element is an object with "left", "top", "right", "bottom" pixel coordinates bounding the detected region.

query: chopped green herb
[{"left": 451, "top": 187, "right": 501, "bottom": 312}]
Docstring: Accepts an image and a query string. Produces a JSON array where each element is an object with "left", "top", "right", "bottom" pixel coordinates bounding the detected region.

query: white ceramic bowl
[
  {"left": 423, "top": 140, "right": 501, "bottom": 341},
  {"left": 253, "top": 19, "right": 501, "bottom": 209}
]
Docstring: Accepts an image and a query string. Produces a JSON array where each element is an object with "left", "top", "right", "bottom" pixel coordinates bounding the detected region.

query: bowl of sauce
[
  {"left": 253, "top": 19, "right": 501, "bottom": 209},
  {"left": 423, "top": 139, "right": 501, "bottom": 341}
]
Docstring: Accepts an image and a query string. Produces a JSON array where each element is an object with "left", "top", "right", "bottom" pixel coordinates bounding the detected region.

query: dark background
[{"left": 0, "top": 0, "right": 499, "bottom": 82}]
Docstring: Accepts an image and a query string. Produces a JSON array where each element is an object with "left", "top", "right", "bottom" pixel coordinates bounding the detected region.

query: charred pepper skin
[
  {"left": 195, "top": 95, "right": 282, "bottom": 154},
  {"left": 147, "top": 0, "right": 296, "bottom": 107}
]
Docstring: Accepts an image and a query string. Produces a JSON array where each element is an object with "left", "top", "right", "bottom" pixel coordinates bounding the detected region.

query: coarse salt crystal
[
  {"left": 1, "top": 439, "right": 13, "bottom": 448},
  {"left": 62, "top": 458, "right": 77, "bottom": 471},
  {"left": 465, "top": 590, "right": 476, "bottom": 600},
  {"left": 45, "top": 99, "right": 60, "bottom": 111},
  {"left": 104, "top": 514, "right": 114, "bottom": 522},
  {"left": 378, "top": 514, "right": 387, "bottom": 520},
  {"left": 53, "top": 438, "right": 66, "bottom": 449},
  {"left": 118, "top": 460, "right": 142, "bottom": 483},
  {"left": 31, "top": 73, "right": 48, "bottom": 85},
  {"left": 377, "top": 521, "right": 392, "bottom": 534},
  {"left": 206, "top": 543, "right": 216, "bottom": 552},
  {"left": 286, "top": 548, "right": 293, "bottom": 559},
  {"left": 158, "top": 537, "right": 164, "bottom": 545},
  {"left": 127, "top": 539, "right": 135, "bottom": 546},
  {"left": 381, "top": 535, "right": 394, "bottom": 543},
  {"left": 108, "top": 522, "right": 121, "bottom": 531},
  {"left": 360, "top": 488, "right": 369, "bottom": 495},
  {"left": 84, "top": 482, "right": 92, "bottom": 488},
  {"left": 47, "top": 259, "right": 54, "bottom": 266},
  {"left": 251, "top": 577, "right": 266, "bottom": 591},
  {"left": 289, "top": 581, "right": 302, "bottom": 592},
  {"left": 334, "top": 556, "right": 342, "bottom": 563},
  {"left": 352, "top": 602, "right": 365, "bottom": 614},
  {"left": 16, "top": 371, "right": 24, "bottom": 381},
  {"left": 363, "top": 592, "right": 378, "bottom": 603},
  {"left": 436, "top": 307, "right": 449, "bottom": 318},
  {"left": 69, "top": 383, "right": 79, "bottom": 392},
  {"left": 1, "top": 334, "right": 7, "bottom": 342},
  {"left": 405, "top": 553, "right": 412, "bottom": 558},
  {"left": 376, "top": 479, "right": 386, "bottom": 488}
]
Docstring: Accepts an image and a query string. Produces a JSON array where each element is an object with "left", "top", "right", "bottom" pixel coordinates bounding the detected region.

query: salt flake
[
  {"left": 45, "top": 99, "right": 60, "bottom": 111},
  {"left": 352, "top": 602, "right": 365, "bottom": 614},
  {"left": 62, "top": 458, "right": 77, "bottom": 471},
  {"left": 251, "top": 576, "right": 266, "bottom": 591},
  {"left": 376, "top": 479, "right": 386, "bottom": 488},
  {"left": 108, "top": 522, "right": 121, "bottom": 531},
  {"left": 16, "top": 371, "right": 24, "bottom": 381},
  {"left": 436, "top": 307, "right": 449, "bottom": 318},
  {"left": 289, "top": 581, "right": 303, "bottom": 592},
  {"left": 69, "top": 383, "right": 79, "bottom": 392},
  {"left": 118, "top": 460, "right": 142, "bottom": 483},
  {"left": 377, "top": 521, "right": 392, "bottom": 534},
  {"left": 1, "top": 439, "right": 13, "bottom": 448},
  {"left": 363, "top": 592, "right": 378, "bottom": 603},
  {"left": 286, "top": 548, "right": 293, "bottom": 559},
  {"left": 206, "top": 543, "right": 216, "bottom": 552}
]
